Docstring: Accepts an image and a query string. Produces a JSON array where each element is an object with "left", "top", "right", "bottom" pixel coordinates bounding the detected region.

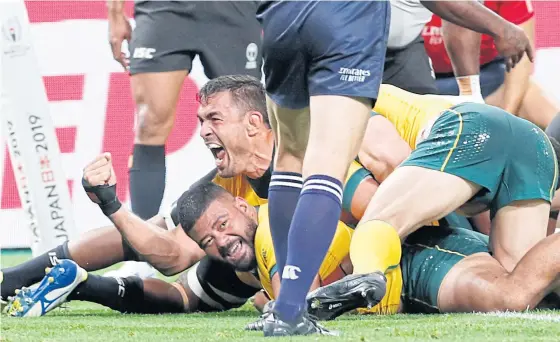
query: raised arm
[{"left": 82, "top": 153, "right": 205, "bottom": 275}]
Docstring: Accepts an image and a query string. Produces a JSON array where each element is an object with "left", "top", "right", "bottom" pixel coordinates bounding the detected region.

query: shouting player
[{"left": 107, "top": 1, "right": 262, "bottom": 253}]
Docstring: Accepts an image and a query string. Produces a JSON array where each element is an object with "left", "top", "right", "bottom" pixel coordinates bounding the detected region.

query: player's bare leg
[
  {"left": 0, "top": 225, "right": 126, "bottom": 300},
  {"left": 317, "top": 166, "right": 480, "bottom": 311},
  {"left": 1, "top": 219, "right": 198, "bottom": 299},
  {"left": 129, "top": 70, "right": 187, "bottom": 220},
  {"left": 265, "top": 96, "right": 309, "bottom": 280},
  {"left": 486, "top": 80, "right": 557, "bottom": 129},
  {"left": 268, "top": 94, "right": 374, "bottom": 330},
  {"left": 438, "top": 232, "right": 560, "bottom": 312},
  {"left": 6, "top": 259, "right": 186, "bottom": 316},
  {"left": 490, "top": 200, "right": 550, "bottom": 272}
]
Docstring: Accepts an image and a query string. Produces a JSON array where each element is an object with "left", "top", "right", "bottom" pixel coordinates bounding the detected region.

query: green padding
[
  {"left": 269, "top": 264, "right": 278, "bottom": 279},
  {"left": 342, "top": 168, "right": 371, "bottom": 212}
]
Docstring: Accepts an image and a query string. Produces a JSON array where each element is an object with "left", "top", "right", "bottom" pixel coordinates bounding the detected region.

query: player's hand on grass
[
  {"left": 82, "top": 153, "right": 122, "bottom": 216},
  {"left": 108, "top": 12, "right": 132, "bottom": 71},
  {"left": 493, "top": 23, "right": 534, "bottom": 72}
]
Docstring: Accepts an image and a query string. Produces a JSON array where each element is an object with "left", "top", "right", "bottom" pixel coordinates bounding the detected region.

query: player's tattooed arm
[{"left": 422, "top": 0, "right": 533, "bottom": 70}]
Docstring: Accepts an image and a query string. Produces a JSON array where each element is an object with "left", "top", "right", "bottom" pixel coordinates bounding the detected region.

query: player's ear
[
  {"left": 234, "top": 196, "right": 250, "bottom": 212},
  {"left": 246, "top": 111, "right": 264, "bottom": 137}
]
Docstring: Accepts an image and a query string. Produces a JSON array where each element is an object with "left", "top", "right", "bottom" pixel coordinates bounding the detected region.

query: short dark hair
[
  {"left": 197, "top": 75, "right": 270, "bottom": 127},
  {"left": 177, "top": 182, "right": 230, "bottom": 234}
]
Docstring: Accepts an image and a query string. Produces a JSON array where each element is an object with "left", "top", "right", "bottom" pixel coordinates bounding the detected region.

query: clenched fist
[
  {"left": 82, "top": 153, "right": 117, "bottom": 187},
  {"left": 82, "top": 153, "right": 121, "bottom": 216}
]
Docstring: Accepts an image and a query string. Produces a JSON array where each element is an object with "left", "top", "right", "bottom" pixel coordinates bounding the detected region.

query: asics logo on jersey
[
  {"left": 338, "top": 68, "right": 371, "bottom": 83},
  {"left": 282, "top": 265, "right": 301, "bottom": 280},
  {"left": 133, "top": 47, "right": 156, "bottom": 59}
]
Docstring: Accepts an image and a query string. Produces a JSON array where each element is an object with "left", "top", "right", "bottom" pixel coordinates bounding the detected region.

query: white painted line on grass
[{"left": 478, "top": 311, "right": 560, "bottom": 322}]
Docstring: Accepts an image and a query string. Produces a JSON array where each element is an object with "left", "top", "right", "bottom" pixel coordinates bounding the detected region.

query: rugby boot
[
  {"left": 6, "top": 259, "right": 87, "bottom": 317},
  {"left": 262, "top": 311, "right": 339, "bottom": 337},
  {"left": 306, "top": 271, "right": 387, "bottom": 321},
  {"left": 245, "top": 300, "right": 275, "bottom": 331},
  {"left": 245, "top": 311, "right": 271, "bottom": 331}
]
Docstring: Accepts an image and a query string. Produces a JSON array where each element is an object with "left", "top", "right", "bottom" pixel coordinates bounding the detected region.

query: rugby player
[
  {"left": 2, "top": 74, "right": 404, "bottom": 307},
  {"left": 323, "top": 83, "right": 560, "bottom": 310},
  {"left": 107, "top": 0, "right": 263, "bottom": 278},
  {"left": 8, "top": 179, "right": 560, "bottom": 322},
  {"left": 0, "top": 141, "right": 455, "bottom": 317},
  {"left": 107, "top": 0, "right": 262, "bottom": 228}
]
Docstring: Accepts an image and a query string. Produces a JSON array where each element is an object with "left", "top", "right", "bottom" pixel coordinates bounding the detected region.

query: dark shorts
[
  {"left": 401, "top": 226, "right": 489, "bottom": 313},
  {"left": 130, "top": 1, "right": 262, "bottom": 79},
  {"left": 401, "top": 102, "right": 559, "bottom": 217},
  {"left": 435, "top": 58, "right": 506, "bottom": 98},
  {"left": 258, "top": 1, "right": 390, "bottom": 109},
  {"left": 383, "top": 35, "right": 437, "bottom": 95},
  {"left": 174, "top": 256, "right": 259, "bottom": 312}
]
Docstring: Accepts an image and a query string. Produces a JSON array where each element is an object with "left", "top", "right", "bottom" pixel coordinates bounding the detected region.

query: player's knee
[
  {"left": 501, "top": 291, "right": 535, "bottom": 312},
  {"left": 134, "top": 87, "right": 175, "bottom": 145},
  {"left": 363, "top": 205, "right": 415, "bottom": 237},
  {"left": 275, "top": 147, "right": 305, "bottom": 172},
  {"left": 134, "top": 97, "right": 176, "bottom": 144}
]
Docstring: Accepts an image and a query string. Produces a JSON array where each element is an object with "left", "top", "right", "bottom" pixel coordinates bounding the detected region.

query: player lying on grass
[
  {"left": 7, "top": 181, "right": 560, "bottom": 322},
  {"left": 334, "top": 83, "right": 560, "bottom": 311},
  {"left": 3, "top": 75, "right": 455, "bottom": 305},
  {"left": 2, "top": 147, "right": 462, "bottom": 317},
  {"left": 3, "top": 77, "right": 558, "bottom": 308}
]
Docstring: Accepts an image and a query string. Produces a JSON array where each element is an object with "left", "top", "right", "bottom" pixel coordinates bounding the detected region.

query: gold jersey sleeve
[
  {"left": 212, "top": 174, "right": 268, "bottom": 207},
  {"left": 373, "top": 84, "right": 457, "bottom": 149},
  {"left": 254, "top": 204, "right": 402, "bottom": 314},
  {"left": 255, "top": 204, "right": 354, "bottom": 299}
]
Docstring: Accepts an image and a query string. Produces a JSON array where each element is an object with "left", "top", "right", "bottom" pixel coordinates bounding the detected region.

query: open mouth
[
  {"left": 227, "top": 240, "right": 243, "bottom": 260},
  {"left": 207, "top": 143, "right": 226, "bottom": 166}
]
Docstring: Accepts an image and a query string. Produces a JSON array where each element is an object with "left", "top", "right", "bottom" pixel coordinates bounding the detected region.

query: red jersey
[{"left": 423, "top": 1, "right": 534, "bottom": 74}]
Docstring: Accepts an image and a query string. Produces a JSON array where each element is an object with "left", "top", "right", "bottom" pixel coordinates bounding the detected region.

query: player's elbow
[{"left": 359, "top": 144, "right": 409, "bottom": 182}]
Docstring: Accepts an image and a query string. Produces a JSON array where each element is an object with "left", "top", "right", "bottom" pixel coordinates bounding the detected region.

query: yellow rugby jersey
[
  {"left": 212, "top": 174, "right": 268, "bottom": 207},
  {"left": 254, "top": 204, "right": 403, "bottom": 315},
  {"left": 373, "top": 84, "right": 456, "bottom": 148},
  {"left": 211, "top": 160, "right": 368, "bottom": 215}
]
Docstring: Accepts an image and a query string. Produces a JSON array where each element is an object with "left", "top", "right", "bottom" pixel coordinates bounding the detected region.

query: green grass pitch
[{"left": 2, "top": 251, "right": 559, "bottom": 342}]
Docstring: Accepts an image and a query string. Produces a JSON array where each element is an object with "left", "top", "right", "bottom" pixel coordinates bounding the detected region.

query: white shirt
[{"left": 388, "top": 0, "right": 433, "bottom": 49}]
